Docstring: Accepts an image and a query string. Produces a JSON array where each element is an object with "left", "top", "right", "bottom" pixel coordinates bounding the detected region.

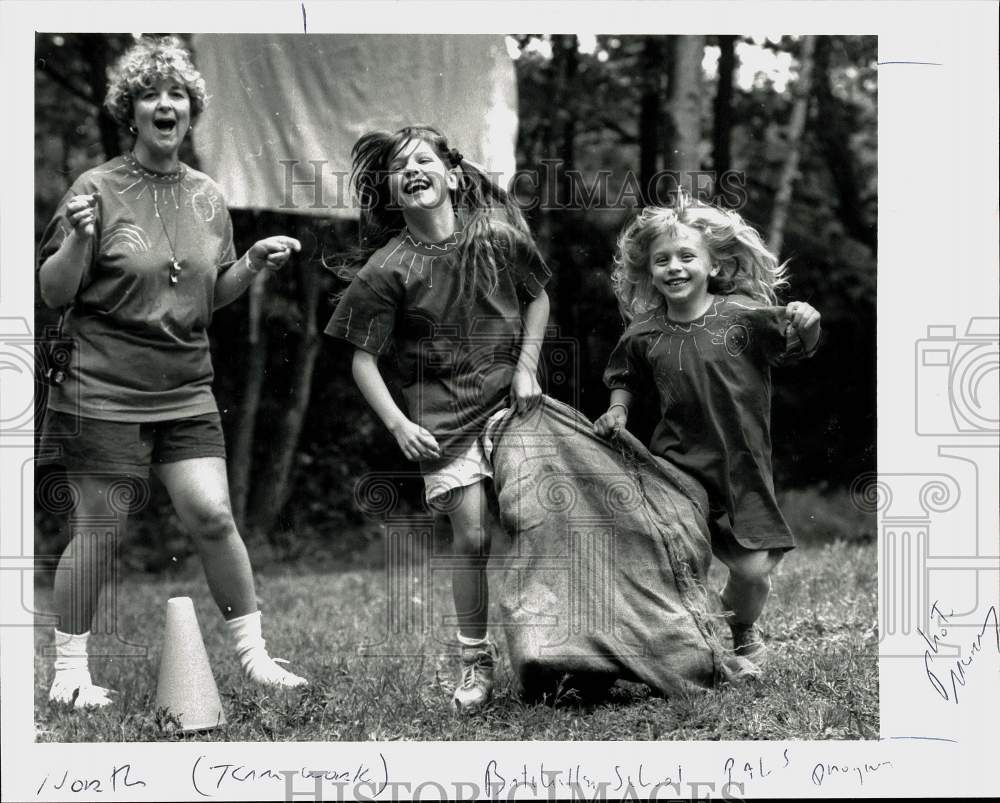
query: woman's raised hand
[
  {"left": 66, "top": 193, "right": 100, "bottom": 237},
  {"left": 248, "top": 236, "right": 302, "bottom": 272},
  {"left": 389, "top": 418, "right": 441, "bottom": 462}
]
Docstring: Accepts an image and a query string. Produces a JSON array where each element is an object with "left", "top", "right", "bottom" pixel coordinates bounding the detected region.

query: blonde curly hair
[
  {"left": 104, "top": 35, "right": 207, "bottom": 129},
  {"left": 611, "top": 195, "right": 788, "bottom": 321}
]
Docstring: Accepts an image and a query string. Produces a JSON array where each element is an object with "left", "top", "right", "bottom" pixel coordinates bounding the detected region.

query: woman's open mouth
[
  {"left": 665, "top": 277, "right": 689, "bottom": 288},
  {"left": 154, "top": 119, "right": 177, "bottom": 133}
]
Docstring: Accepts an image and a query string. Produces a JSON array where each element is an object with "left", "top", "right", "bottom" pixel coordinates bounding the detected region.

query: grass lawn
[{"left": 33, "top": 539, "right": 877, "bottom": 742}]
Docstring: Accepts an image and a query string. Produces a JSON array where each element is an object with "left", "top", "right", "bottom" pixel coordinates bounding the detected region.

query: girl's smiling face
[
  {"left": 649, "top": 225, "right": 718, "bottom": 318},
  {"left": 386, "top": 138, "right": 456, "bottom": 214},
  {"left": 131, "top": 76, "right": 191, "bottom": 164}
]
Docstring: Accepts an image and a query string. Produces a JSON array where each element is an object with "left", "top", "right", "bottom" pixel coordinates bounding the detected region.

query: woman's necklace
[
  {"left": 155, "top": 196, "right": 183, "bottom": 285},
  {"left": 128, "top": 150, "right": 183, "bottom": 285}
]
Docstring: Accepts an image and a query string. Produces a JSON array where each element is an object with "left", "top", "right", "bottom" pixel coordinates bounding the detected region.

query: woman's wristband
[{"left": 608, "top": 402, "right": 629, "bottom": 417}]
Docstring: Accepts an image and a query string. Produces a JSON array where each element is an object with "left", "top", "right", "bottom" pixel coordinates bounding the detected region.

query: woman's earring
[{"left": 129, "top": 124, "right": 137, "bottom": 135}]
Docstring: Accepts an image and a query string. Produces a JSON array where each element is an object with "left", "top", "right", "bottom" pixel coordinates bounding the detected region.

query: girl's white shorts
[
  {"left": 423, "top": 409, "right": 509, "bottom": 503},
  {"left": 423, "top": 437, "right": 493, "bottom": 503}
]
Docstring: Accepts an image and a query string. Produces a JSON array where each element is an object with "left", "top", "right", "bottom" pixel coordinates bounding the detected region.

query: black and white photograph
[{"left": 1, "top": 2, "right": 997, "bottom": 801}]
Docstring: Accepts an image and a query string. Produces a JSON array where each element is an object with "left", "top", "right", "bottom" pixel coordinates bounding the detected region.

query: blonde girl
[{"left": 594, "top": 197, "right": 821, "bottom": 668}]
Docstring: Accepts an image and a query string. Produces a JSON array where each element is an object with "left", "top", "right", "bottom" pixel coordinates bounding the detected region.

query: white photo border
[{"left": 3, "top": 1, "right": 998, "bottom": 800}]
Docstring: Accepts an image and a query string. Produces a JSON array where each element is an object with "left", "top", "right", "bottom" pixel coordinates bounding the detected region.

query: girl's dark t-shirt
[
  {"left": 604, "top": 294, "right": 807, "bottom": 550},
  {"left": 325, "top": 228, "right": 550, "bottom": 472}
]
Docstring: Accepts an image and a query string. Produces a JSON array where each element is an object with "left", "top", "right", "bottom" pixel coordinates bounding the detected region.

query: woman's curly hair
[{"left": 104, "top": 36, "right": 208, "bottom": 129}]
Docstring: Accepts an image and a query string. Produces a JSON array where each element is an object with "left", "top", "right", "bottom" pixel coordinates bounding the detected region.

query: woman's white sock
[
  {"left": 49, "top": 630, "right": 115, "bottom": 708},
  {"left": 226, "top": 610, "right": 266, "bottom": 657},
  {"left": 53, "top": 629, "right": 90, "bottom": 673},
  {"left": 225, "top": 611, "right": 306, "bottom": 688}
]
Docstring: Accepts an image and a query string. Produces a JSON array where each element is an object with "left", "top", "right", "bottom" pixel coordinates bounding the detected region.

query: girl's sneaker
[
  {"left": 731, "top": 623, "right": 767, "bottom": 667},
  {"left": 452, "top": 641, "right": 497, "bottom": 712}
]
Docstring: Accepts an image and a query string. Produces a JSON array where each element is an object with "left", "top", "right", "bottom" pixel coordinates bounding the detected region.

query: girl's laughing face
[
  {"left": 386, "top": 138, "right": 456, "bottom": 214},
  {"left": 649, "top": 224, "right": 718, "bottom": 316}
]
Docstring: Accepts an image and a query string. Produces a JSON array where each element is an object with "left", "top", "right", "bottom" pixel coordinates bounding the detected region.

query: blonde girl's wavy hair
[
  {"left": 612, "top": 195, "right": 789, "bottom": 321},
  {"left": 104, "top": 35, "right": 208, "bottom": 129},
  {"left": 332, "top": 125, "right": 543, "bottom": 302}
]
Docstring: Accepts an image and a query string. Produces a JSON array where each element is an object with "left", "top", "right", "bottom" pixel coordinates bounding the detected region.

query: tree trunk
[
  {"left": 812, "top": 36, "right": 877, "bottom": 253},
  {"left": 711, "top": 35, "right": 737, "bottom": 195},
  {"left": 768, "top": 35, "right": 817, "bottom": 259},
  {"left": 639, "top": 36, "right": 665, "bottom": 204},
  {"left": 538, "top": 35, "right": 579, "bottom": 364},
  {"left": 664, "top": 35, "right": 706, "bottom": 193},
  {"left": 247, "top": 240, "right": 323, "bottom": 536},
  {"left": 558, "top": 34, "right": 578, "bottom": 178},
  {"left": 556, "top": 34, "right": 580, "bottom": 361},
  {"left": 228, "top": 268, "right": 270, "bottom": 531},
  {"left": 80, "top": 34, "right": 120, "bottom": 159}
]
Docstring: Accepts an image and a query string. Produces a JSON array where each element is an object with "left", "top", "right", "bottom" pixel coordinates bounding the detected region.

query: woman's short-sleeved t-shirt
[
  {"left": 325, "top": 227, "right": 550, "bottom": 472},
  {"left": 38, "top": 153, "right": 236, "bottom": 421},
  {"left": 604, "top": 294, "right": 804, "bottom": 550}
]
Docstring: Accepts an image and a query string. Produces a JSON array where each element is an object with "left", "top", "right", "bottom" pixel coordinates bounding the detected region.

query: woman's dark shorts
[{"left": 37, "top": 409, "right": 227, "bottom": 479}]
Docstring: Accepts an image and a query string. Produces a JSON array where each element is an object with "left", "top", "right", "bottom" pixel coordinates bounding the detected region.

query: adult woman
[{"left": 38, "top": 36, "right": 305, "bottom": 708}]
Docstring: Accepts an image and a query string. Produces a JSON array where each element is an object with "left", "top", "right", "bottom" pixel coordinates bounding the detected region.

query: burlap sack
[{"left": 486, "top": 396, "right": 748, "bottom": 699}]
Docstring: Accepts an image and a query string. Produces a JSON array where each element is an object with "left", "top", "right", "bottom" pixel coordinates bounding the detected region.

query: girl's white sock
[
  {"left": 225, "top": 611, "right": 306, "bottom": 688},
  {"left": 49, "top": 630, "right": 115, "bottom": 708}
]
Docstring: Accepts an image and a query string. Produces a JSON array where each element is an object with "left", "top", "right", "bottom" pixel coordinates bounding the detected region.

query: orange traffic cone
[{"left": 154, "top": 597, "right": 227, "bottom": 732}]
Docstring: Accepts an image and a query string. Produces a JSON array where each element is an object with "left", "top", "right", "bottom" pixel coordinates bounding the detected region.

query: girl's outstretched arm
[
  {"left": 594, "top": 389, "right": 634, "bottom": 437},
  {"left": 510, "top": 289, "right": 550, "bottom": 414},
  {"left": 352, "top": 349, "right": 441, "bottom": 462}
]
